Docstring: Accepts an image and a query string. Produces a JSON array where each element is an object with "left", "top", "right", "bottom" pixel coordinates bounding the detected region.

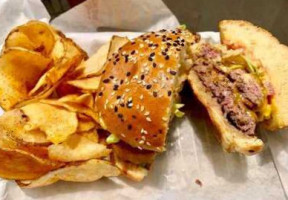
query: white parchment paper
[{"left": 0, "top": 1, "right": 287, "bottom": 200}]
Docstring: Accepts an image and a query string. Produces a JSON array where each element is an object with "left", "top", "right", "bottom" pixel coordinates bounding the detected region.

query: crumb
[{"left": 195, "top": 179, "right": 202, "bottom": 187}]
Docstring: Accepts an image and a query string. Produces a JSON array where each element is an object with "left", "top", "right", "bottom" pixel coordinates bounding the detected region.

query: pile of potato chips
[{"left": 0, "top": 21, "right": 133, "bottom": 188}]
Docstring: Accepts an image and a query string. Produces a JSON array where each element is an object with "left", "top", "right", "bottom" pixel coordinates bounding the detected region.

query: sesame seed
[
  {"left": 162, "top": 117, "right": 168, "bottom": 121},
  {"left": 136, "top": 104, "right": 140, "bottom": 109},
  {"left": 125, "top": 55, "right": 129, "bottom": 63},
  {"left": 131, "top": 50, "right": 135, "bottom": 55},
  {"left": 120, "top": 103, "right": 125, "bottom": 107},
  {"left": 118, "top": 113, "right": 123, "bottom": 118},
  {"left": 121, "top": 133, "right": 126, "bottom": 138},
  {"left": 139, "top": 140, "right": 144, "bottom": 144},
  {"left": 126, "top": 72, "right": 131, "bottom": 77},
  {"left": 153, "top": 79, "right": 158, "bottom": 83},
  {"left": 144, "top": 111, "right": 150, "bottom": 116},
  {"left": 109, "top": 76, "right": 114, "bottom": 79},
  {"left": 148, "top": 57, "right": 153, "bottom": 61},
  {"left": 147, "top": 142, "right": 151, "bottom": 146},
  {"left": 128, "top": 124, "right": 132, "bottom": 130},
  {"left": 125, "top": 88, "right": 130, "bottom": 92},
  {"left": 140, "top": 95, "right": 144, "bottom": 100},
  {"left": 132, "top": 115, "right": 137, "bottom": 119},
  {"left": 116, "top": 95, "right": 121, "bottom": 99},
  {"left": 141, "top": 74, "right": 145, "bottom": 80},
  {"left": 140, "top": 43, "right": 144, "bottom": 48},
  {"left": 114, "top": 106, "right": 118, "bottom": 112},
  {"left": 98, "top": 92, "right": 103, "bottom": 96},
  {"left": 140, "top": 106, "right": 145, "bottom": 112},
  {"left": 153, "top": 91, "right": 158, "bottom": 97},
  {"left": 113, "top": 85, "right": 119, "bottom": 91},
  {"left": 103, "top": 79, "right": 110, "bottom": 83},
  {"left": 153, "top": 62, "right": 157, "bottom": 68},
  {"left": 170, "top": 70, "right": 177, "bottom": 75},
  {"left": 165, "top": 55, "right": 170, "bottom": 60},
  {"left": 146, "top": 117, "right": 152, "bottom": 122},
  {"left": 141, "top": 135, "right": 146, "bottom": 140},
  {"left": 111, "top": 91, "right": 115, "bottom": 96},
  {"left": 146, "top": 84, "right": 152, "bottom": 89},
  {"left": 138, "top": 146, "right": 143, "bottom": 150},
  {"left": 120, "top": 80, "right": 124, "bottom": 85},
  {"left": 140, "top": 53, "right": 144, "bottom": 57},
  {"left": 168, "top": 90, "right": 172, "bottom": 96}
]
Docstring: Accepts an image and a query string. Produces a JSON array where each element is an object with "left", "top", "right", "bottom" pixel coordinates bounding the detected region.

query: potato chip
[
  {"left": 76, "top": 36, "right": 129, "bottom": 79},
  {"left": 108, "top": 36, "right": 130, "bottom": 58},
  {"left": 18, "top": 159, "right": 121, "bottom": 188},
  {"left": 48, "top": 132, "right": 111, "bottom": 162},
  {"left": 77, "top": 116, "right": 96, "bottom": 132},
  {"left": 59, "top": 93, "right": 94, "bottom": 109},
  {"left": 40, "top": 99, "right": 99, "bottom": 123},
  {"left": 0, "top": 47, "right": 51, "bottom": 110},
  {"left": 113, "top": 154, "right": 148, "bottom": 182},
  {"left": 0, "top": 147, "right": 62, "bottom": 180},
  {"left": 21, "top": 102, "right": 78, "bottom": 144},
  {"left": 4, "top": 20, "right": 55, "bottom": 56},
  {"left": 29, "top": 53, "right": 83, "bottom": 97},
  {"left": 4, "top": 31, "right": 35, "bottom": 51},
  {"left": 0, "top": 109, "right": 49, "bottom": 144},
  {"left": 76, "top": 42, "right": 110, "bottom": 78},
  {"left": 67, "top": 76, "right": 101, "bottom": 91}
]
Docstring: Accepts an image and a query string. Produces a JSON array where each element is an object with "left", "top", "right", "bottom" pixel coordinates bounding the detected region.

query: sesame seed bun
[{"left": 95, "top": 29, "right": 198, "bottom": 152}]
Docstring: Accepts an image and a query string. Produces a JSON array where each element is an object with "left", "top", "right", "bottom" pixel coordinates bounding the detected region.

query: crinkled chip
[
  {"left": 0, "top": 48, "right": 51, "bottom": 110},
  {"left": 0, "top": 147, "right": 62, "bottom": 180},
  {"left": 48, "top": 132, "right": 111, "bottom": 162},
  {"left": 4, "top": 20, "right": 55, "bottom": 56},
  {"left": 67, "top": 76, "right": 101, "bottom": 91},
  {"left": 18, "top": 159, "right": 121, "bottom": 188},
  {"left": 21, "top": 102, "right": 78, "bottom": 144}
]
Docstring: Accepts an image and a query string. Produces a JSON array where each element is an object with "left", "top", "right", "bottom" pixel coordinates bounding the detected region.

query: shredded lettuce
[
  {"left": 106, "top": 134, "right": 120, "bottom": 144},
  {"left": 263, "top": 104, "right": 272, "bottom": 119},
  {"left": 179, "top": 24, "right": 187, "bottom": 29},
  {"left": 173, "top": 103, "right": 185, "bottom": 118}
]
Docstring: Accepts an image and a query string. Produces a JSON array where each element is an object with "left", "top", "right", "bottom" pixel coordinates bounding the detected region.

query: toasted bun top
[
  {"left": 95, "top": 28, "right": 197, "bottom": 152},
  {"left": 219, "top": 20, "right": 288, "bottom": 130}
]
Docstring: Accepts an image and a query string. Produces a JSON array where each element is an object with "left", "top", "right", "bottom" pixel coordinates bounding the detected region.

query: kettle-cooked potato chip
[
  {"left": 40, "top": 94, "right": 99, "bottom": 123},
  {"left": 21, "top": 102, "right": 78, "bottom": 144},
  {"left": 4, "top": 20, "right": 55, "bottom": 56},
  {"left": 18, "top": 159, "right": 121, "bottom": 188},
  {"left": 0, "top": 147, "right": 62, "bottom": 180},
  {"left": 59, "top": 93, "right": 94, "bottom": 109},
  {"left": 48, "top": 132, "right": 111, "bottom": 162},
  {"left": 0, "top": 109, "right": 49, "bottom": 144},
  {"left": 76, "top": 35, "right": 130, "bottom": 79},
  {"left": 67, "top": 76, "right": 101, "bottom": 91},
  {"left": 0, "top": 48, "right": 51, "bottom": 110},
  {"left": 77, "top": 116, "right": 97, "bottom": 132}
]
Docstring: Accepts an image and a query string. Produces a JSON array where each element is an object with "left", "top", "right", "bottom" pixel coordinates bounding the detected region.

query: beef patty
[{"left": 191, "top": 43, "right": 270, "bottom": 136}]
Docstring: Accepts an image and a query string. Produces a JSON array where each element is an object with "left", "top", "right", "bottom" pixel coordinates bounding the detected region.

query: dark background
[{"left": 42, "top": 0, "right": 288, "bottom": 45}]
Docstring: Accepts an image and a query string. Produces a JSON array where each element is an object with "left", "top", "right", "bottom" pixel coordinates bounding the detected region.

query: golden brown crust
[
  {"left": 95, "top": 29, "right": 196, "bottom": 152},
  {"left": 219, "top": 20, "right": 288, "bottom": 130},
  {"left": 188, "top": 71, "right": 264, "bottom": 155}
]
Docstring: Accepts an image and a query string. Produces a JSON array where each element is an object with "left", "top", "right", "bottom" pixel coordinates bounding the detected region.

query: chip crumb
[{"left": 195, "top": 179, "right": 202, "bottom": 187}]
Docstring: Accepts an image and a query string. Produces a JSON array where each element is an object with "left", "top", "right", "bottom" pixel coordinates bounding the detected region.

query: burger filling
[{"left": 190, "top": 43, "right": 274, "bottom": 136}]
